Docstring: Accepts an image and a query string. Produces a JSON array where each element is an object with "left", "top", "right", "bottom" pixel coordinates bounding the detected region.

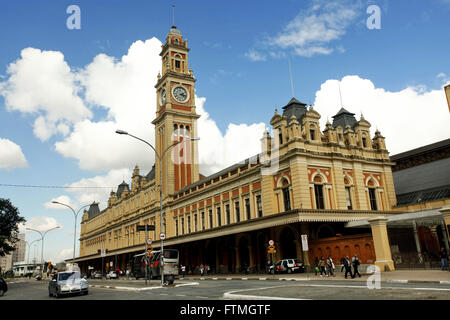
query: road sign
[
  {"left": 100, "top": 248, "right": 106, "bottom": 257},
  {"left": 136, "top": 225, "right": 155, "bottom": 232},
  {"left": 301, "top": 234, "right": 309, "bottom": 251},
  {"left": 160, "top": 233, "right": 166, "bottom": 240},
  {"left": 268, "top": 240, "right": 274, "bottom": 246},
  {"left": 147, "top": 238, "right": 152, "bottom": 245},
  {"left": 267, "top": 245, "right": 276, "bottom": 254}
]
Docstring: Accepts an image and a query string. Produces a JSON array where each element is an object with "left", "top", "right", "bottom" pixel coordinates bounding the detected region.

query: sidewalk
[{"left": 82, "top": 269, "right": 450, "bottom": 289}]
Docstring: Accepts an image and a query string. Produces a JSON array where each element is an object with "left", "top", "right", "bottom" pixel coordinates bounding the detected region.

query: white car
[
  {"left": 48, "top": 271, "right": 88, "bottom": 298},
  {"left": 106, "top": 271, "right": 118, "bottom": 279}
]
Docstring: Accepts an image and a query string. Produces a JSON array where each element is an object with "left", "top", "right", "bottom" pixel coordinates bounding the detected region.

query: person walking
[
  {"left": 313, "top": 257, "right": 319, "bottom": 276},
  {"left": 340, "top": 257, "right": 346, "bottom": 272},
  {"left": 352, "top": 255, "right": 361, "bottom": 278},
  {"left": 440, "top": 248, "right": 448, "bottom": 271},
  {"left": 200, "top": 264, "right": 205, "bottom": 276},
  {"left": 327, "top": 256, "right": 335, "bottom": 277},
  {"left": 206, "top": 264, "right": 210, "bottom": 275},
  {"left": 344, "top": 256, "right": 353, "bottom": 279},
  {"left": 180, "top": 264, "right": 186, "bottom": 277},
  {"left": 318, "top": 256, "right": 327, "bottom": 277}
]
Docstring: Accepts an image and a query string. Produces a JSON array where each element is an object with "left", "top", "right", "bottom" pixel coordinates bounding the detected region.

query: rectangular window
[
  {"left": 194, "top": 214, "right": 198, "bottom": 232},
  {"left": 216, "top": 207, "right": 221, "bottom": 227},
  {"left": 256, "top": 195, "right": 263, "bottom": 217},
  {"left": 245, "top": 198, "right": 251, "bottom": 220},
  {"left": 345, "top": 187, "right": 353, "bottom": 210},
  {"left": 225, "top": 204, "right": 231, "bottom": 224},
  {"left": 187, "top": 215, "right": 191, "bottom": 233},
  {"left": 279, "top": 133, "right": 283, "bottom": 145},
  {"left": 201, "top": 212, "right": 205, "bottom": 230},
  {"left": 175, "top": 219, "right": 178, "bottom": 236},
  {"left": 175, "top": 60, "right": 181, "bottom": 69},
  {"left": 283, "top": 187, "right": 291, "bottom": 211},
  {"left": 235, "top": 201, "right": 240, "bottom": 222},
  {"left": 369, "top": 188, "right": 378, "bottom": 210},
  {"left": 181, "top": 217, "right": 185, "bottom": 235},
  {"left": 362, "top": 137, "right": 367, "bottom": 148},
  {"left": 314, "top": 184, "right": 324, "bottom": 209},
  {"left": 209, "top": 209, "right": 213, "bottom": 228}
]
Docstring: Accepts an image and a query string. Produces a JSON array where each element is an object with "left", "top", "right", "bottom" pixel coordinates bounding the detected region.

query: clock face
[
  {"left": 172, "top": 86, "right": 188, "bottom": 103},
  {"left": 160, "top": 89, "right": 166, "bottom": 104}
]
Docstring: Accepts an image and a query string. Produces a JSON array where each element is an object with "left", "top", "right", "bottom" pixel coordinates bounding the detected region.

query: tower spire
[
  {"left": 288, "top": 57, "right": 295, "bottom": 98},
  {"left": 172, "top": 5, "right": 175, "bottom": 27}
]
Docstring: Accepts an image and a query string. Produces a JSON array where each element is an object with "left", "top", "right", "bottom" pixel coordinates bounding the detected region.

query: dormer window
[
  {"left": 362, "top": 137, "right": 367, "bottom": 148},
  {"left": 310, "top": 129, "right": 315, "bottom": 140},
  {"left": 175, "top": 60, "right": 181, "bottom": 69}
]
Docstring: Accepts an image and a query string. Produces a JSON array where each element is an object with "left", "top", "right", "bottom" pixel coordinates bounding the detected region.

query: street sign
[
  {"left": 268, "top": 240, "right": 274, "bottom": 246},
  {"left": 101, "top": 248, "right": 106, "bottom": 257},
  {"left": 301, "top": 234, "right": 309, "bottom": 251},
  {"left": 137, "top": 225, "right": 155, "bottom": 232},
  {"left": 147, "top": 238, "right": 152, "bottom": 245},
  {"left": 267, "top": 244, "right": 276, "bottom": 254},
  {"left": 160, "top": 233, "right": 166, "bottom": 240}
]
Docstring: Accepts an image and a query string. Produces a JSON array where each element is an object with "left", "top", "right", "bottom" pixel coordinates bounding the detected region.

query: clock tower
[{"left": 152, "top": 25, "right": 200, "bottom": 197}]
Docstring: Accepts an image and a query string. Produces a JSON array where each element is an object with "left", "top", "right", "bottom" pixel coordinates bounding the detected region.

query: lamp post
[
  {"left": 25, "top": 239, "right": 41, "bottom": 264},
  {"left": 51, "top": 201, "right": 90, "bottom": 263},
  {"left": 26, "top": 226, "right": 60, "bottom": 278},
  {"left": 115, "top": 129, "right": 199, "bottom": 286}
]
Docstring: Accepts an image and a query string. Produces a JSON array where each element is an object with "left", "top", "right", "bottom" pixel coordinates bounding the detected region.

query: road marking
[{"left": 176, "top": 294, "right": 186, "bottom": 297}]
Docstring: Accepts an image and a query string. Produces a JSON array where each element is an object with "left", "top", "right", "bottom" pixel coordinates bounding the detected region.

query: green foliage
[{"left": 0, "top": 198, "right": 26, "bottom": 257}]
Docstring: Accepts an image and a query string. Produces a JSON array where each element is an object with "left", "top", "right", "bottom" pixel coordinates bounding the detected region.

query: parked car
[
  {"left": 48, "top": 271, "right": 88, "bottom": 298},
  {"left": 269, "top": 259, "right": 305, "bottom": 274},
  {"left": 106, "top": 271, "right": 118, "bottom": 279},
  {"left": 0, "top": 278, "right": 8, "bottom": 296},
  {"left": 91, "top": 271, "right": 102, "bottom": 279}
]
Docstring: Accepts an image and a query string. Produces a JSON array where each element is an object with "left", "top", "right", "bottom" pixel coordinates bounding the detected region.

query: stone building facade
[{"left": 76, "top": 26, "right": 399, "bottom": 274}]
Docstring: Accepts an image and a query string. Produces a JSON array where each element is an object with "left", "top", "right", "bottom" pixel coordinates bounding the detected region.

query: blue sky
[{"left": 0, "top": 0, "right": 449, "bottom": 264}]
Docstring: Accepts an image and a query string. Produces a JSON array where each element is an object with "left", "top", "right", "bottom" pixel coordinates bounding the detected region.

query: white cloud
[
  {"left": 244, "top": 49, "right": 267, "bottom": 62},
  {"left": 247, "top": 0, "right": 362, "bottom": 59},
  {"left": 0, "top": 138, "right": 28, "bottom": 170},
  {"left": 19, "top": 216, "right": 63, "bottom": 233},
  {"left": 314, "top": 75, "right": 450, "bottom": 155},
  {"left": 65, "top": 168, "right": 132, "bottom": 209},
  {"left": 45, "top": 195, "right": 78, "bottom": 211},
  {"left": 196, "top": 96, "right": 266, "bottom": 175},
  {"left": 0, "top": 47, "right": 92, "bottom": 141},
  {"left": 55, "top": 248, "right": 73, "bottom": 263}
]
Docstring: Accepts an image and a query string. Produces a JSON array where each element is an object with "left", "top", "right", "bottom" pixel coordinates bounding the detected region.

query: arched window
[
  {"left": 367, "top": 178, "right": 378, "bottom": 210},
  {"left": 281, "top": 178, "right": 291, "bottom": 211},
  {"left": 313, "top": 175, "right": 325, "bottom": 209}
]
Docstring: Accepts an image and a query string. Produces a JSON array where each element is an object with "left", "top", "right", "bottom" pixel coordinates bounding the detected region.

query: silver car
[{"left": 48, "top": 271, "right": 89, "bottom": 298}]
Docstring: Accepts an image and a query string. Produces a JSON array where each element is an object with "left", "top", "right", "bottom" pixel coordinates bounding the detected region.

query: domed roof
[{"left": 168, "top": 25, "right": 182, "bottom": 36}]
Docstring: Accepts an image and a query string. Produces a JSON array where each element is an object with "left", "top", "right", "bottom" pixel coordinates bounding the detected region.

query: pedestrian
[
  {"left": 440, "top": 248, "right": 448, "bottom": 271},
  {"left": 352, "top": 255, "right": 361, "bottom": 278},
  {"left": 318, "top": 256, "right": 327, "bottom": 277},
  {"left": 206, "top": 264, "right": 210, "bottom": 275},
  {"left": 340, "top": 257, "right": 346, "bottom": 272},
  {"left": 180, "top": 264, "right": 186, "bottom": 277},
  {"left": 327, "top": 256, "right": 335, "bottom": 277},
  {"left": 200, "top": 264, "right": 204, "bottom": 276},
  {"left": 313, "top": 257, "right": 319, "bottom": 276},
  {"left": 344, "top": 256, "right": 353, "bottom": 279}
]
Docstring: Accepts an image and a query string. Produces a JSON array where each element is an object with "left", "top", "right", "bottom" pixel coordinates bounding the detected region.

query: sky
[{"left": 0, "top": 0, "right": 449, "bottom": 265}]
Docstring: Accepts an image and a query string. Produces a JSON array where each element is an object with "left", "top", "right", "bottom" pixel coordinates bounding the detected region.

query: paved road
[{"left": 2, "top": 278, "right": 450, "bottom": 300}]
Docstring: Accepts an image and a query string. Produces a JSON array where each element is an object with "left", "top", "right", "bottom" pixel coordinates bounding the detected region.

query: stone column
[
  {"left": 439, "top": 206, "right": 450, "bottom": 254},
  {"left": 235, "top": 246, "right": 240, "bottom": 272},
  {"left": 369, "top": 217, "right": 395, "bottom": 271},
  {"left": 412, "top": 220, "right": 423, "bottom": 263},
  {"left": 248, "top": 245, "right": 255, "bottom": 269}
]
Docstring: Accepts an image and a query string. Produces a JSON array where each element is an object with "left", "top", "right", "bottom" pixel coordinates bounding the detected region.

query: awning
[{"left": 345, "top": 208, "right": 446, "bottom": 228}]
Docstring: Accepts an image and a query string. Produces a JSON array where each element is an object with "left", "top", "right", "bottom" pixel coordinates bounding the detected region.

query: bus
[{"left": 131, "top": 249, "right": 179, "bottom": 284}]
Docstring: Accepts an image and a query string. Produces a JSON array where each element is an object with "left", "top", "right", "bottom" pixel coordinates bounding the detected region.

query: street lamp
[
  {"left": 115, "top": 129, "right": 199, "bottom": 286},
  {"left": 26, "top": 226, "right": 60, "bottom": 278},
  {"left": 25, "top": 239, "right": 41, "bottom": 264},
  {"left": 51, "top": 201, "right": 91, "bottom": 262}
]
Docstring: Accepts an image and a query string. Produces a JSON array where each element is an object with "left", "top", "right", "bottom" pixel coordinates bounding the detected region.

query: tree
[{"left": 0, "top": 198, "right": 26, "bottom": 257}]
